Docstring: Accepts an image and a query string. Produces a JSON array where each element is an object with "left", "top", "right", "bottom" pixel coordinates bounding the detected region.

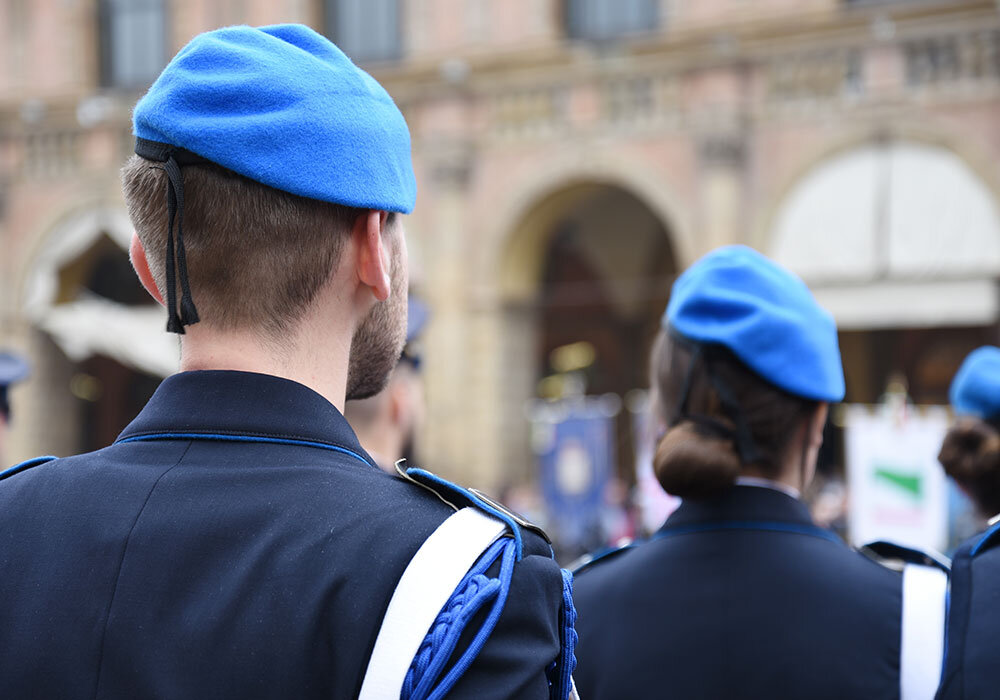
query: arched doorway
[
  {"left": 496, "top": 181, "right": 677, "bottom": 552},
  {"left": 767, "top": 139, "right": 1000, "bottom": 403},
  {"left": 535, "top": 185, "right": 676, "bottom": 469},
  {"left": 21, "top": 206, "right": 175, "bottom": 456}
]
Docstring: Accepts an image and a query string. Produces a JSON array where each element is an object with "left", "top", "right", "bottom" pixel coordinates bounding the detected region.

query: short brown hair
[
  {"left": 651, "top": 331, "right": 818, "bottom": 499},
  {"left": 121, "top": 155, "right": 366, "bottom": 335}
]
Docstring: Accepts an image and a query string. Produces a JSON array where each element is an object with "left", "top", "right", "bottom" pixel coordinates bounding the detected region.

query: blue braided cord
[
  {"left": 402, "top": 538, "right": 509, "bottom": 700},
  {"left": 426, "top": 540, "right": 517, "bottom": 700},
  {"left": 424, "top": 538, "right": 517, "bottom": 700},
  {"left": 406, "top": 574, "right": 501, "bottom": 700},
  {"left": 549, "top": 568, "right": 578, "bottom": 700}
]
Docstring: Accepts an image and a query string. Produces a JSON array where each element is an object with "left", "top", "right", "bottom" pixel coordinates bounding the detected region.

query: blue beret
[
  {"left": 950, "top": 346, "right": 1000, "bottom": 419},
  {"left": 665, "top": 245, "right": 845, "bottom": 402},
  {"left": 133, "top": 24, "right": 416, "bottom": 213}
]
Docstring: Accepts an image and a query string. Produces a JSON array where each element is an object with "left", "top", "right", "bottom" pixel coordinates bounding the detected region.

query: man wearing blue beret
[{"left": 0, "top": 25, "right": 575, "bottom": 700}]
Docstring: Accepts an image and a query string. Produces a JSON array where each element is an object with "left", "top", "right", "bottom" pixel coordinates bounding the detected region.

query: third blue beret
[{"left": 950, "top": 346, "right": 1000, "bottom": 419}]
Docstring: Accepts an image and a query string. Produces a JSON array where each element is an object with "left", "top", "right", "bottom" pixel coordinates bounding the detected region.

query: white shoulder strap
[
  {"left": 358, "top": 507, "right": 508, "bottom": 700},
  {"left": 900, "top": 563, "right": 948, "bottom": 700}
]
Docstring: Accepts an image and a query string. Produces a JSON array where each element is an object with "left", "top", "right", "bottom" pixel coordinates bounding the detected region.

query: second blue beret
[{"left": 665, "top": 245, "right": 845, "bottom": 403}]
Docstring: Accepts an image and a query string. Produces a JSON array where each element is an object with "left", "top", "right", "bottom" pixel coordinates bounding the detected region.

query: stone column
[
  {"left": 696, "top": 125, "right": 747, "bottom": 254},
  {"left": 495, "top": 300, "right": 538, "bottom": 489},
  {"left": 418, "top": 140, "right": 480, "bottom": 483}
]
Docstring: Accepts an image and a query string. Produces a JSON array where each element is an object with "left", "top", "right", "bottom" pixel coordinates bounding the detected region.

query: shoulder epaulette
[
  {"left": 0, "top": 455, "right": 57, "bottom": 482},
  {"left": 569, "top": 538, "right": 637, "bottom": 576},
  {"left": 394, "top": 461, "right": 551, "bottom": 560},
  {"left": 860, "top": 539, "right": 951, "bottom": 573}
]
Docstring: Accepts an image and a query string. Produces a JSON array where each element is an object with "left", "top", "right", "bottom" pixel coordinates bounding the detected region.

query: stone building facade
[{"left": 2, "top": 0, "right": 1000, "bottom": 490}]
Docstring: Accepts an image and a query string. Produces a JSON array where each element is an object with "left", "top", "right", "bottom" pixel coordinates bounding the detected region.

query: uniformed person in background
[
  {"left": 345, "top": 297, "right": 429, "bottom": 472},
  {"left": 572, "top": 246, "right": 940, "bottom": 699},
  {"left": 936, "top": 346, "right": 1000, "bottom": 699},
  {"left": 0, "top": 350, "right": 29, "bottom": 466},
  {"left": 0, "top": 25, "right": 576, "bottom": 700}
]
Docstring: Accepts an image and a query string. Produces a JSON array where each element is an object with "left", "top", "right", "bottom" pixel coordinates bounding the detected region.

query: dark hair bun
[
  {"left": 939, "top": 418, "right": 1000, "bottom": 516},
  {"left": 654, "top": 421, "right": 740, "bottom": 499},
  {"left": 939, "top": 418, "right": 1000, "bottom": 481}
]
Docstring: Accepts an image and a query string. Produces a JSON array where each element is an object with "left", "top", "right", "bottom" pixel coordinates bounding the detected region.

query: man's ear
[
  {"left": 129, "top": 232, "right": 164, "bottom": 306},
  {"left": 353, "top": 210, "right": 392, "bottom": 302}
]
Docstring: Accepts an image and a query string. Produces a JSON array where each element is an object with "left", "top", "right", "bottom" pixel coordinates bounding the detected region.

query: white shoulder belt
[
  {"left": 900, "top": 563, "right": 948, "bottom": 700},
  {"left": 358, "top": 507, "right": 508, "bottom": 700}
]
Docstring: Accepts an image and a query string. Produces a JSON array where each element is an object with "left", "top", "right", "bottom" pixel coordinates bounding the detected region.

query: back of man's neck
[{"left": 179, "top": 324, "right": 350, "bottom": 412}]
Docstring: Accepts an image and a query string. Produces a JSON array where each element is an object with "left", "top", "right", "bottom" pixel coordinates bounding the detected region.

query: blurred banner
[
  {"left": 844, "top": 404, "right": 949, "bottom": 553},
  {"left": 532, "top": 397, "right": 616, "bottom": 556}
]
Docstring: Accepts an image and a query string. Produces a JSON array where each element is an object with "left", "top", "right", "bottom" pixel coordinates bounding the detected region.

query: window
[
  {"left": 98, "top": 0, "right": 167, "bottom": 90},
  {"left": 565, "top": 0, "right": 659, "bottom": 43},
  {"left": 324, "top": 0, "right": 401, "bottom": 64}
]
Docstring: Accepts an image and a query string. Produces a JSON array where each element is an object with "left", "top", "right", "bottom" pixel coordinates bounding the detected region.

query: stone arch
[
  {"left": 753, "top": 123, "right": 1000, "bottom": 256},
  {"left": 489, "top": 173, "right": 682, "bottom": 488},
  {"left": 487, "top": 152, "right": 695, "bottom": 304},
  {"left": 759, "top": 135, "right": 1000, "bottom": 328},
  {"left": 21, "top": 203, "right": 177, "bottom": 377}
]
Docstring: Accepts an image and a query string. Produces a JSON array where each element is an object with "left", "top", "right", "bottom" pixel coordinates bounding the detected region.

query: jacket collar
[
  {"left": 661, "top": 484, "right": 816, "bottom": 532},
  {"left": 117, "top": 370, "right": 375, "bottom": 467}
]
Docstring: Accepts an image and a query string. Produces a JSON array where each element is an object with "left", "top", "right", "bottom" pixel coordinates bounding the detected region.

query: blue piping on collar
[
  {"left": 655, "top": 520, "right": 842, "bottom": 545},
  {"left": 115, "top": 432, "right": 373, "bottom": 468},
  {"left": 971, "top": 520, "right": 1000, "bottom": 557},
  {"left": 573, "top": 519, "right": 842, "bottom": 575},
  {"left": 0, "top": 455, "right": 57, "bottom": 482}
]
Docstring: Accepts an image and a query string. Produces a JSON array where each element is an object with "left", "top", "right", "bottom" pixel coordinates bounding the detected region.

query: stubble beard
[{"left": 345, "top": 243, "right": 407, "bottom": 401}]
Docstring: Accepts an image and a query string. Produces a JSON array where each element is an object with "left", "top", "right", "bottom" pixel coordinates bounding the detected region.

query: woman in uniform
[
  {"left": 936, "top": 346, "right": 1000, "bottom": 700},
  {"left": 572, "top": 246, "right": 925, "bottom": 699}
]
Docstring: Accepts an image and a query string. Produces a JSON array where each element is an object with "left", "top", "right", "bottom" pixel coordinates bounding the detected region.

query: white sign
[{"left": 845, "top": 405, "right": 949, "bottom": 552}]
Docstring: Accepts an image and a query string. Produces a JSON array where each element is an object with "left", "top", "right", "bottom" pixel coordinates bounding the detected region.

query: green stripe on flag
[{"left": 873, "top": 466, "right": 922, "bottom": 498}]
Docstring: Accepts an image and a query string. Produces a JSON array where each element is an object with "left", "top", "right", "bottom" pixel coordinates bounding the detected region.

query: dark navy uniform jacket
[
  {"left": 937, "top": 525, "right": 1000, "bottom": 700},
  {"left": 0, "top": 370, "right": 563, "bottom": 699},
  {"left": 573, "top": 485, "right": 903, "bottom": 700}
]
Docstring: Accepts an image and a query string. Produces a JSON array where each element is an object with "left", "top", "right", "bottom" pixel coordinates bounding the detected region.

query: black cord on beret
[
  {"left": 135, "top": 138, "right": 210, "bottom": 334},
  {"left": 670, "top": 337, "right": 766, "bottom": 467}
]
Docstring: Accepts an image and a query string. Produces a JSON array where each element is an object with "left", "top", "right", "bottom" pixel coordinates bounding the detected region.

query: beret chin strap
[{"left": 135, "top": 138, "right": 209, "bottom": 334}]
